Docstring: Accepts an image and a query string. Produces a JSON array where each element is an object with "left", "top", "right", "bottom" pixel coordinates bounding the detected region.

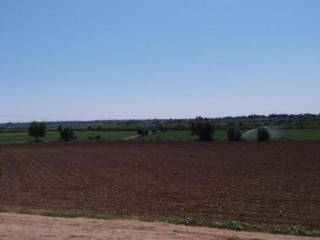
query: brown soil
[{"left": 0, "top": 141, "right": 319, "bottom": 229}]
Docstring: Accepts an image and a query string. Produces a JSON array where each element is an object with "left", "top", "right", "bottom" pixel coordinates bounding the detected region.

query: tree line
[
  {"left": 28, "top": 118, "right": 271, "bottom": 142},
  {"left": 28, "top": 122, "right": 76, "bottom": 142},
  {"left": 190, "top": 117, "right": 270, "bottom": 141}
]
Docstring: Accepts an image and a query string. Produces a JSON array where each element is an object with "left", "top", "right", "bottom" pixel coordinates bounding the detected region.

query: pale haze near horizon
[{"left": 0, "top": 0, "right": 319, "bottom": 123}]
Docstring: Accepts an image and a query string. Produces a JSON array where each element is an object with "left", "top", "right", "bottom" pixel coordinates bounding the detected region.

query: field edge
[{"left": 0, "top": 205, "right": 319, "bottom": 238}]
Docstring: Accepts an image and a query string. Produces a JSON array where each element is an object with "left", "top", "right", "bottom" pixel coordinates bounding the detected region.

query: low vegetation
[
  {"left": 1, "top": 207, "right": 319, "bottom": 237},
  {"left": 1, "top": 115, "right": 320, "bottom": 144},
  {"left": 88, "top": 135, "right": 101, "bottom": 140},
  {"left": 137, "top": 128, "right": 149, "bottom": 136},
  {"left": 227, "top": 127, "right": 242, "bottom": 141},
  {"left": 1, "top": 128, "right": 320, "bottom": 144},
  {"left": 59, "top": 126, "right": 76, "bottom": 142}
]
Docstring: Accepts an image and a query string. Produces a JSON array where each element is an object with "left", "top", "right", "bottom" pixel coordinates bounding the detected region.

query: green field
[
  {"left": 142, "top": 129, "right": 320, "bottom": 141},
  {"left": 0, "top": 130, "right": 136, "bottom": 144},
  {"left": 274, "top": 129, "right": 320, "bottom": 140},
  {"left": 1, "top": 128, "right": 320, "bottom": 144},
  {"left": 142, "top": 129, "right": 228, "bottom": 141}
]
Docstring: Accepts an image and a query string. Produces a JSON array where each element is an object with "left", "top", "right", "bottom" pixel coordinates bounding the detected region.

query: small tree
[
  {"left": 257, "top": 127, "right": 270, "bottom": 141},
  {"left": 137, "top": 128, "right": 144, "bottom": 136},
  {"left": 60, "top": 127, "right": 76, "bottom": 142},
  {"left": 28, "top": 122, "right": 46, "bottom": 141},
  {"left": 227, "top": 127, "right": 242, "bottom": 141},
  {"left": 137, "top": 128, "right": 148, "bottom": 136},
  {"left": 57, "top": 125, "right": 63, "bottom": 132},
  {"left": 150, "top": 127, "right": 157, "bottom": 134},
  {"left": 157, "top": 125, "right": 167, "bottom": 132},
  {"left": 191, "top": 117, "right": 215, "bottom": 141}
]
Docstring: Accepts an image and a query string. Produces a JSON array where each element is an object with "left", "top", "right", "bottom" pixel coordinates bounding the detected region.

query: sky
[{"left": 0, "top": 0, "right": 319, "bottom": 122}]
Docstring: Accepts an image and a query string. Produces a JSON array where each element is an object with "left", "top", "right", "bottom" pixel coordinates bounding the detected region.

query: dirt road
[
  {"left": 124, "top": 135, "right": 140, "bottom": 140},
  {"left": 0, "top": 213, "right": 316, "bottom": 240}
]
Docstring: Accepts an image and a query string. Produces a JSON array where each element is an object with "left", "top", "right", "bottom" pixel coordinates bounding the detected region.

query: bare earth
[
  {"left": 0, "top": 213, "right": 317, "bottom": 240},
  {"left": 1, "top": 141, "right": 319, "bottom": 228}
]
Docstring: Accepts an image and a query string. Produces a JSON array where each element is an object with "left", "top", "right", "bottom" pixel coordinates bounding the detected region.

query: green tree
[
  {"left": 137, "top": 128, "right": 148, "bottom": 136},
  {"left": 60, "top": 127, "right": 76, "bottom": 142},
  {"left": 227, "top": 127, "right": 242, "bottom": 141},
  {"left": 28, "top": 122, "right": 46, "bottom": 141},
  {"left": 257, "top": 128, "right": 270, "bottom": 141},
  {"left": 57, "top": 125, "right": 63, "bottom": 132},
  {"left": 191, "top": 117, "right": 215, "bottom": 141}
]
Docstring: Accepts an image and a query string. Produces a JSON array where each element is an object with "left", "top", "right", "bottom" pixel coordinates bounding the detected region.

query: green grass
[
  {"left": 142, "top": 129, "right": 320, "bottom": 141},
  {"left": 74, "top": 130, "right": 136, "bottom": 141},
  {"left": 0, "top": 130, "right": 136, "bottom": 144},
  {"left": 1, "top": 129, "right": 320, "bottom": 144},
  {"left": 243, "top": 128, "right": 320, "bottom": 141},
  {"left": 142, "top": 129, "right": 228, "bottom": 141},
  {"left": 42, "top": 210, "right": 110, "bottom": 220},
  {"left": 161, "top": 217, "right": 320, "bottom": 237},
  {"left": 275, "top": 129, "right": 320, "bottom": 140}
]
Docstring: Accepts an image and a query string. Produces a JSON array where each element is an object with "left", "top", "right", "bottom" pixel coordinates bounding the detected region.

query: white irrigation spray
[
  {"left": 265, "top": 126, "right": 281, "bottom": 139},
  {"left": 242, "top": 126, "right": 282, "bottom": 140},
  {"left": 242, "top": 128, "right": 258, "bottom": 140}
]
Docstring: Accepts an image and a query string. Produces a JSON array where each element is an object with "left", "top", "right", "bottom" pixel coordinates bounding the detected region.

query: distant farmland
[
  {"left": 141, "top": 129, "right": 320, "bottom": 141},
  {"left": 0, "top": 130, "right": 136, "bottom": 144},
  {"left": 1, "top": 128, "right": 320, "bottom": 144}
]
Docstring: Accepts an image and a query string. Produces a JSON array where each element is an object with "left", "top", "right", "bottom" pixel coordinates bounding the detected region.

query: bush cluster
[
  {"left": 227, "top": 127, "right": 242, "bottom": 141},
  {"left": 88, "top": 135, "right": 101, "bottom": 140},
  {"left": 58, "top": 126, "right": 76, "bottom": 142},
  {"left": 137, "top": 128, "right": 149, "bottom": 136},
  {"left": 191, "top": 117, "right": 215, "bottom": 141},
  {"left": 257, "top": 128, "right": 271, "bottom": 141}
]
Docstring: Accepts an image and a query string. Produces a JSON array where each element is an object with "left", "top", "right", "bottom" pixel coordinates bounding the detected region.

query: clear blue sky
[{"left": 1, "top": 0, "right": 319, "bottom": 122}]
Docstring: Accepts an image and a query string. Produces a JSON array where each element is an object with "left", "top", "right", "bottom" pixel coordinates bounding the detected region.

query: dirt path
[
  {"left": 124, "top": 134, "right": 140, "bottom": 140},
  {"left": 0, "top": 213, "right": 316, "bottom": 240}
]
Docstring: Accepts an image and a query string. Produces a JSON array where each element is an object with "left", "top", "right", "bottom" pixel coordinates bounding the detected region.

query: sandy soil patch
[{"left": 0, "top": 213, "right": 317, "bottom": 240}]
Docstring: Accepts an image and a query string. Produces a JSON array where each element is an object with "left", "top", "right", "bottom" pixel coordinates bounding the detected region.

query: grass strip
[{"left": 0, "top": 207, "right": 318, "bottom": 238}]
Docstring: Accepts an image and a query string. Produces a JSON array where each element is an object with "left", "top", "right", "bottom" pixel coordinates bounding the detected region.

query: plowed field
[{"left": 0, "top": 141, "right": 319, "bottom": 229}]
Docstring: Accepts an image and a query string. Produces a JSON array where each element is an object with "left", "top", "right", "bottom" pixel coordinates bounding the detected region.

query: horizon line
[{"left": 1, "top": 112, "right": 320, "bottom": 125}]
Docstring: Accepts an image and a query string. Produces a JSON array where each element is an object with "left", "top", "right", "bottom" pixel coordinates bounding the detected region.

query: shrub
[
  {"left": 57, "top": 125, "right": 63, "bottom": 132},
  {"left": 137, "top": 128, "right": 148, "bottom": 136},
  {"left": 157, "top": 125, "right": 167, "bottom": 132},
  {"left": 28, "top": 122, "right": 46, "bottom": 141},
  {"left": 257, "top": 128, "right": 270, "bottom": 141},
  {"left": 137, "top": 128, "right": 144, "bottom": 136},
  {"left": 88, "top": 135, "right": 102, "bottom": 140},
  {"left": 227, "top": 127, "right": 242, "bottom": 141},
  {"left": 150, "top": 127, "right": 157, "bottom": 134},
  {"left": 191, "top": 117, "right": 215, "bottom": 141},
  {"left": 59, "top": 127, "right": 76, "bottom": 142}
]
